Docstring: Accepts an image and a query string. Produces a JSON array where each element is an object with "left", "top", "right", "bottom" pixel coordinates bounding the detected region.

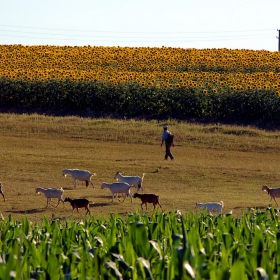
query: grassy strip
[{"left": 0, "top": 113, "right": 280, "bottom": 223}]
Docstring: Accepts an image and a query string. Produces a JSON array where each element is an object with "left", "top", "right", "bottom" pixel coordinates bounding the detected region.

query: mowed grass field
[{"left": 0, "top": 113, "right": 280, "bottom": 222}]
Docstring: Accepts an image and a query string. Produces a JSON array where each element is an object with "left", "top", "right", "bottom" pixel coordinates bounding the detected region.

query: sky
[{"left": 1, "top": 0, "right": 280, "bottom": 51}]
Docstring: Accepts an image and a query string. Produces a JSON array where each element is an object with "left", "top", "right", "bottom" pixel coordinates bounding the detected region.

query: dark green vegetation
[
  {"left": 1, "top": 208, "right": 280, "bottom": 279},
  {"left": 0, "top": 77, "right": 279, "bottom": 122}
]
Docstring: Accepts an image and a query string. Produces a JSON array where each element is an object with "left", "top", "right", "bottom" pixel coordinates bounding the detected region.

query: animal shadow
[
  {"left": 7, "top": 208, "right": 45, "bottom": 214},
  {"left": 89, "top": 202, "right": 110, "bottom": 208}
]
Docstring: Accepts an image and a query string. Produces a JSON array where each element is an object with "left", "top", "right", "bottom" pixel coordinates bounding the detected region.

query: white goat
[
  {"left": 35, "top": 187, "right": 64, "bottom": 208},
  {"left": 62, "top": 169, "right": 96, "bottom": 188},
  {"left": 195, "top": 201, "right": 224, "bottom": 213},
  {"left": 101, "top": 182, "right": 132, "bottom": 203},
  {"left": 114, "top": 171, "right": 145, "bottom": 192},
  {"left": 262, "top": 185, "right": 280, "bottom": 206}
]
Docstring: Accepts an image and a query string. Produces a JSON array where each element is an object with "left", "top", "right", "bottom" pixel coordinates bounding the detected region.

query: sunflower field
[{"left": 0, "top": 44, "right": 280, "bottom": 121}]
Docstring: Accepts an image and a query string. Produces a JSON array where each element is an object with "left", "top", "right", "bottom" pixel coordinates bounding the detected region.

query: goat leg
[
  {"left": 46, "top": 198, "right": 50, "bottom": 208},
  {"left": 156, "top": 200, "right": 163, "bottom": 210},
  {"left": 122, "top": 195, "right": 126, "bottom": 203},
  {"left": 90, "top": 180, "right": 94, "bottom": 189},
  {"left": 272, "top": 196, "right": 279, "bottom": 207},
  {"left": 55, "top": 200, "right": 60, "bottom": 208}
]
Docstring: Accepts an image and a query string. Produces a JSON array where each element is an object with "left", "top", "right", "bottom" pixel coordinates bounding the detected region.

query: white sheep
[
  {"left": 262, "top": 185, "right": 280, "bottom": 206},
  {"left": 195, "top": 201, "right": 224, "bottom": 213},
  {"left": 35, "top": 187, "right": 64, "bottom": 208},
  {"left": 114, "top": 171, "right": 145, "bottom": 192},
  {"left": 62, "top": 169, "right": 96, "bottom": 188},
  {"left": 101, "top": 182, "right": 132, "bottom": 203}
]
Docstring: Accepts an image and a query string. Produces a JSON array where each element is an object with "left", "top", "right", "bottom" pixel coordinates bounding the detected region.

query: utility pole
[{"left": 277, "top": 29, "right": 280, "bottom": 51}]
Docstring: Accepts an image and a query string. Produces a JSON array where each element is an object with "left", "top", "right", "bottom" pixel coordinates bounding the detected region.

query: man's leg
[
  {"left": 165, "top": 144, "right": 174, "bottom": 160},
  {"left": 165, "top": 144, "right": 169, "bottom": 160}
]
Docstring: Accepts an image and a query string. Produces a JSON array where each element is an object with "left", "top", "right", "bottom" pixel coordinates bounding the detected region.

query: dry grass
[{"left": 0, "top": 113, "right": 280, "bottom": 222}]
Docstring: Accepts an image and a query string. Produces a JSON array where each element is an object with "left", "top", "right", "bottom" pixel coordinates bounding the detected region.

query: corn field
[
  {"left": 0, "top": 45, "right": 280, "bottom": 121},
  {"left": 0, "top": 208, "right": 280, "bottom": 279}
]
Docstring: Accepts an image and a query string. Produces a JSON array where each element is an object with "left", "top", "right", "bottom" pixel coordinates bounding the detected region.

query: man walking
[{"left": 161, "top": 125, "right": 174, "bottom": 160}]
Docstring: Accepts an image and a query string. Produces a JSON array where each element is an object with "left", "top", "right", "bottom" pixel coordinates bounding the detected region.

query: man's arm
[{"left": 161, "top": 131, "right": 167, "bottom": 147}]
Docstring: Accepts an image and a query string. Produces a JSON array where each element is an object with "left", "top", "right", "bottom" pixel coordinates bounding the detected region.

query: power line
[
  {"left": 0, "top": 24, "right": 276, "bottom": 49},
  {"left": 0, "top": 29, "right": 273, "bottom": 40},
  {"left": 0, "top": 33, "right": 273, "bottom": 43},
  {"left": 0, "top": 24, "right": 275, "bottom": 34}
]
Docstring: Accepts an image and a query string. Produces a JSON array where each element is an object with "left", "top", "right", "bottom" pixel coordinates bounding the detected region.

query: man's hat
[{"left": 163, "top": 125, "right": 168, "bottom": 129}]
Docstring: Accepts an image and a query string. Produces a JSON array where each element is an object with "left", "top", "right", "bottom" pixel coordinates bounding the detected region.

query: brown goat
[
  {"left": 133, "top": 193, "right": 162, "bottom": 211},
  {"left": 64, "top": 197, "right": 90, "bottom": 215}
]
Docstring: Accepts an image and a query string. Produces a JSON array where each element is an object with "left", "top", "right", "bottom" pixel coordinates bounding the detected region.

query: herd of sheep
[{"left": 1, "top": 169, "right": 279, "bottom": 215}]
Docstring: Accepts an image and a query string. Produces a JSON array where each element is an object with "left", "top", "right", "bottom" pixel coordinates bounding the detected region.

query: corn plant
[{"left": 0, "top": 207, "right": 280, "bottom": 279}]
